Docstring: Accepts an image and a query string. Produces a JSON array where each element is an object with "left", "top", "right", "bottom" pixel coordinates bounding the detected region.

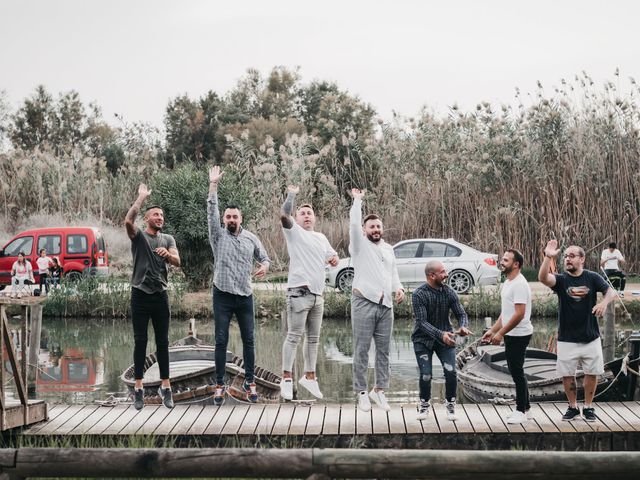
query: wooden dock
[{"left": 21, "top": 401, "right": 640, "bottom": 450}]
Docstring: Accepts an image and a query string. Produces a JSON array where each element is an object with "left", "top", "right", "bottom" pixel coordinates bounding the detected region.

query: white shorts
[{"left": 556, "top": 338, "right": 604, "bottom": 376}]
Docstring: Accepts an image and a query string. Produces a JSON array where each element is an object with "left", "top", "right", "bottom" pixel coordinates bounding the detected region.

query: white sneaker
[
  {"left": 445, "top": 398, "right": 457, "bottom": 421},
  {"left": 416, "top": 400, "right": 430, "bottom": 421},
  {"left": 506, "top": 410, "right": 528, "bottom": 424},
  {"left": 368, "top": 389, "right": 391, "bottom": 411},
  {"left": 525, "top": 409, "right": 533, "bottom": 420},
  {"left": 280, "top": 378, "right": 293, "bottom": 401},
  {"left": 298, "top": 375, "right": 323, "bottom": 399},
  {"left": 357, "top": 390, "right": 371, "bottom": 412}
]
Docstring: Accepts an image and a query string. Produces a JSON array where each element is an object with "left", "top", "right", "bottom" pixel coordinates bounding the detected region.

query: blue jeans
[
  {"left": 414, "top": 341, "right": 457, "bottom": 402},
  {"left": 213, "top": 286, "right": 255, "bottom": 384}
]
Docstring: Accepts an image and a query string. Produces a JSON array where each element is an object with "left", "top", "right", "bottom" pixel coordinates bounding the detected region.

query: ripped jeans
[{"left": 413, "top": 341, "right": 457, "bottom": 403}]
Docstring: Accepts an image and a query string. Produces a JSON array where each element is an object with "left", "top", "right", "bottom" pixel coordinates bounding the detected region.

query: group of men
[{"left": 125, "top": 168, "right": 620, "bottom": 425}]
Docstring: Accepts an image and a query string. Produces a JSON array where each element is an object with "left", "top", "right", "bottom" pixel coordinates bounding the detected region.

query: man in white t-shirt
[
  {"left": 279, "top": 185, "right": 339, "bottom": 401},
  {"left": 36, "top": 248, "right": 53, "bottom": 295},
  {"left": 600, "top": 242, "right": 625, "bottom": 294},
  {"left": 482, "top": 249, "right": 533, "bottom": 424}
]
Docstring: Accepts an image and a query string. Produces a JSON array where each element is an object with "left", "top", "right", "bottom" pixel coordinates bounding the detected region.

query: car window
[
  {"left": 446, "top": 244, "right": 462, "bottom": 257},
  {"left": 67, "top": 234, "right": 88, "bottom": 254},
  {"left": 4, "top": 236, "right": 34, "bottom": 256},
  {"left": 38, "top": 235, "right": 62, "bottom": 255},
  {"left": 421, "top": 242, "right": 448, "bottom": 258},
  {"left": 394, "top": 242, "right": 421, "bottom": 259}
]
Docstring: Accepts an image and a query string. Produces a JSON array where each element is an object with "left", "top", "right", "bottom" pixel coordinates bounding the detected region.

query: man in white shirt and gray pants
[
  {"left": 279, "top": 185, "right": 338, "bottom": 400},
  {"left": 349, "top": 189, "right": 405, "bottom": 412}
]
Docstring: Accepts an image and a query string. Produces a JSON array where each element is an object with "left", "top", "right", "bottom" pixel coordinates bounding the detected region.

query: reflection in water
[{"left": 5, "top": 315, "right": 635, "bottom": 405}]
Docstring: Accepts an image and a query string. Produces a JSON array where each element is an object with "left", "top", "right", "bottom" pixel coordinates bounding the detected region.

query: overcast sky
[{"left": 1, "top": 0, "right": 638, "bottom": 127}]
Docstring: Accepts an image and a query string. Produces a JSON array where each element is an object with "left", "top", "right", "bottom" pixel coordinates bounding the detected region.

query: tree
[{"left": 10, "top": 85, "right": 57, "bottom": 150}]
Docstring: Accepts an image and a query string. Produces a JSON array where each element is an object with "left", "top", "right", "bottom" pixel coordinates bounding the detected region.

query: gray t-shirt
[{"left": 130, "top": 230, "right": 176, "bottom": 294}]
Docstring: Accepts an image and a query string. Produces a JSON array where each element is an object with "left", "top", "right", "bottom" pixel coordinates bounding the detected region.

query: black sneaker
[
  {"left": 213, "top": 384, "right": 226, "bottom": 406},
  {"left": 134, "top": 388, "right": 144, "bottom": 410},
  {"left": 158, "top": 386, "right": 174, "bottom": 409},
  {"left": 562, "top": 406, "right": 581, "bottom": 421},
  {"left": 582, "top": 407, "right": 597, "bottom": 422},
  {"left": 243, "top": 380, "right": 259, "bottom": 403}
]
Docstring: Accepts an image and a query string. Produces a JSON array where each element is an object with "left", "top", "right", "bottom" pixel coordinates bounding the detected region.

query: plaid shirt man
[{"left": 411, "top": 282, "right": 468, "bottom": 348}]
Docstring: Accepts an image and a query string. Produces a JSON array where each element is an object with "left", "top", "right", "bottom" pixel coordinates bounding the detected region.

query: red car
[{"left": 0, "top": 227, "right": 109, "bottom": 287}]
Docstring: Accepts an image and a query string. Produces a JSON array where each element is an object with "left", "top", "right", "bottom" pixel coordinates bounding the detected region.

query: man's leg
[
  {"left": 282, "top": 293, "right": 313, "bottom": 376},
  {"left": 150, "top": 291, "right": 171, "bottom": 387},
  {"left": 504, "top": 334, "right": 531, "bottom": 412},
  {"left": 413, "top": 343, "right": 434, "bottom": 402},
  {"left": 562, "top": 376, "right": 578, "bottom": 405},
  {"left": 434, "top": 343, "right": 458, "bottom": 403},
  {"left": 213, "top": 287, "right": 233, "bottom": 385},
  {"left": 303, "top": 294, "right": 324, "bottom": 377},
  {"left": 130, "top": 288, "right": 150, "bottom": 389},
  {"left": 372, "top": 305, "right": 393, "bottom": 391},
  {"left": 236, "top": 294, "right": 256, "bottom": 383},
  {"left": 351, "top": 295, "right": 376, "bottom": 393}
]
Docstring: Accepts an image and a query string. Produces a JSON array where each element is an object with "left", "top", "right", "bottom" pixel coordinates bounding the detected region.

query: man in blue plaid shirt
[{"left": 207, "top": 166, "right": 270, "bottom": 405}]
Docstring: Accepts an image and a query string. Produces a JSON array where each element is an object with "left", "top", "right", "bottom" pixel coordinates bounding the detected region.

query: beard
[
  {"left": 226, "top": 224, "right": 238, "bottom": 234},
  {"left": 501, "top": 265, "right": 512, "bottom": 275},
  {"left": 367, "top": 232, "right": 382, "bottom": 243}
]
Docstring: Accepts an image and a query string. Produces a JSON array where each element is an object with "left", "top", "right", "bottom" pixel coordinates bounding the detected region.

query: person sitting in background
[
  {"left": 11, "top": 252, "right": 34, "bottom": 298},
  {"left": 600, "top": 242, "right": 626, "bottom": 296},
  {"left": 47, "top": 257, "right": 64, "bottom": 288},
  {"left": 36, "top": 248, "right": 53, "bottom": 295}
]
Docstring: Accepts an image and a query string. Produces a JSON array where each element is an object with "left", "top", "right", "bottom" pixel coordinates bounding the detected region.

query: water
[{"left": 7, "top": 314, "right": 637, "bottom": 405}]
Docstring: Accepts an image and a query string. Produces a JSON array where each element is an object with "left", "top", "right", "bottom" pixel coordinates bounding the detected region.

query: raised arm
[
  {"left": 349, "top": 189, "right": 365, "bottom": 253},
  {"left": 538, "top": 239, "right": 560, "bottom": 288},
  {"left": 207, "top": 166, "right": 224, "bottom": 246},
  {"left": 280, "top": 185, "right": 299, "bottom": 229},
  {"left": 125, "top": 184, "right": 151, "bottom": 240}
]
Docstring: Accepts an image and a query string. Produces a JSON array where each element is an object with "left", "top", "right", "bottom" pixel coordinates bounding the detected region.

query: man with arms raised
[
  {"left": 279, "top": 185, "right": 339, "bottom": 400},
  {"left": 483, "top": 249, "right": 533, "bottom": 424},
  {"left": 538, "top": 240, "right": 615, "bottom": 421},
  {"left": 349, "top": 188, "right": 405, "bottom": 412},
  {"left": 125, "top": 184, "right": 181, "bottom": 410},
  {"left": 208, "top": 166, "right": 270, "bottom": 405}
]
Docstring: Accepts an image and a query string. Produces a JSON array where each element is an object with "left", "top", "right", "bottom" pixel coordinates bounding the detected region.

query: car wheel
[
  {"left": 448, "top": 270, "right": 473, "bottom": 295},
  {"left": 66, "top": 271, "right": 83, "bottom": 282},
  {"left": 336, "top": 269, "right": 354, "bottom": 293}
]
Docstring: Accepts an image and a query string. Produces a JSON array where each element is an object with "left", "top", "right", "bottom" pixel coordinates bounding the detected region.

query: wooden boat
[
  {"left": 121, "top": 334, "right": 281, "bottom": 404},
  {"left": 456, "top": 341, "right": 627, "bottom": 403}
]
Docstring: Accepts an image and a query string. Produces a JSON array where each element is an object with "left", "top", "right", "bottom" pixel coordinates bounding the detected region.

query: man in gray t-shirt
[{"left": 125, "top": 184, "right": 181, "bottom": 410}]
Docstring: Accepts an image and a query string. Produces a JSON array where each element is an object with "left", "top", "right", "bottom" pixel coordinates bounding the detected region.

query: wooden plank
[
  {"left": 462, "top": 404, "right": 491, "bottom": 433},
  {"left": 221, "top": 405, "right": 250, "bottom": 435},
  {"left": 204, "top": 405, "right": 235, "bottom": 435},
  {"left": 24, "top": 405, "right": 71, "bottom": 434},
  {"left": 339, "top": 404, "right": 356, "bottom": 435},
  {"left": 451, "top": 404, "right": 474, "bottom": 433},
  {"left": 255, "top": 405, "right": 279, "bottom": 436},
  {"left": 506, "top": 405, "right": 542, "bottom": 433},
  {"left": 304, "top": 405, "right": 325, "bottom": 435},
  {"left": 371, "top": 407, "right": 389, "bottom": 434},
  {"left": 55, "top": 406, "right": 100, "bottom": 435},
  {"left": 355, "top": 407, "right": 372, "bottom": 435},
  {"left": 538, "top": 403, "right": 575, "bottom": 433},
  {"left": 169, "top": 405, "right": 203, "bottom": 435},
  {"left": 187, "top": 406, "right": 217, "bottom": 435},
  {"left": 271, "top": 404, "right": 295, "bottom": 435},
  {"left": 528, "top": 404, "right": 559, "bottom": 433},
  {"left": 118, "top": 406, "right": 161, "bottom": 435},
  {"left": 477, "top": 404, "right": 508, "bottom": 433},
  {"left": 84, "top": 405, "right": 130, "bottom": 435},
  {"left": 551, "top": 403, "right": 593, "bottom": 433},
  {"left": 33, "top": 405, "right": 85, "bottom": 435},
  {"left": 387, "top": 405, "right": 406, "bottom": 434},
  {"left": 432, "top": 403, "right": 456, "bottom": 433},
  {"left": 322, "top": 405, "right": 340, "bottom": 435},
  {"left": 601, "top": 402, "right": 640, "bottom": 431},
  {"left": 288, "top": 406, "right": 310, "bottom": 436},
  {"left": 153, "top": 405, "right": 189, "bottom": 436},
  {"left": 67, "top": 406, "right": 112, "bottom": 435},
  {"left": 402, "top": 405, "right": 425, "bottom": 434},
  {"left": 592, "top": 403, "right": 626, "bottom": 432},
  {"left": 615, "top": 401, "right": 640, "bottom": 428},
  {"left": 237, "top": 405, "right": 264, "bottom": 435}
]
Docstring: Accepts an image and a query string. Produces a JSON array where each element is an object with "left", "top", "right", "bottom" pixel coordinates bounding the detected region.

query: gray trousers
[
  {"left": 351, "top": 294, "right": 393, "bottom": 392},
  {"left": 282, "top": 289, "right": 324, "bottom": 373}
]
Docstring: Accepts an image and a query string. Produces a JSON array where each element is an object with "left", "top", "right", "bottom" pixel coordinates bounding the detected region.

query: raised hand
[
  {"left": 351, "top": 188, "right": 365, "bottom": 200},
  {"left": 138, "top": 184, "right": 151, "bottom": 199},
  {"left": 544, "top": 239, "right": 561, "bottom": 258},
  {"left": 209, "top": 166, "right": 224, "bottom": 184},
  {"left": 287, "top": 185, "right": 300, "bottom": 195}
]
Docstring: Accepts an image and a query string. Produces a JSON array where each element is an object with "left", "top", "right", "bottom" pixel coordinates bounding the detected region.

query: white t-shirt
[
  {"left": 501, "top": 273, "right": 533, "bottom": 336},
  {"left": 601, "top": 249, "right": 624, "bottom": 270},
  {"left": 36, "top": 256, "right": 52, "bottom": 274},
  {"left": 283, "top": 223, "right": 337, "bottom": 295}
]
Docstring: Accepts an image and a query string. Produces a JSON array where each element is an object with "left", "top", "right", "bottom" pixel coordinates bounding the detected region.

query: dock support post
[{"left": 603, "top": 302, "right": 615, "bottom": 363}]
